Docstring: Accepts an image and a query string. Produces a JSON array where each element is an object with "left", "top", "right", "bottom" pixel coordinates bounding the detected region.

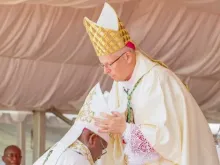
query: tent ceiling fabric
[
  {"left": 0, "top": 0, "right": 220, "bottom": 13},
  {"left": 0, "top": 0, "right": 219, "bottom": 122}
]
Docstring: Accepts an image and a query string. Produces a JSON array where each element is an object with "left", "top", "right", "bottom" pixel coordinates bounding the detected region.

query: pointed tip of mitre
[
  {"left": 83, "top": 17, "right": 90, "bottom": 27},
  {"left": 97, "top": 2, "right": 119, "bottom": 31},
  {"left": 83, "top": 2, "right": 119, "bottom": 31}
]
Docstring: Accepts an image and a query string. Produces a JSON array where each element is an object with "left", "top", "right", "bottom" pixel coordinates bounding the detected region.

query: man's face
[
  {"left": 98, "top": 51, "right": 129, "bottom": 81},
  {"left": 2, "top": 146, "right": 22, "bottom": 165},
  {"left": 88, "top": 134, "right": 108, "bottom": 162}
]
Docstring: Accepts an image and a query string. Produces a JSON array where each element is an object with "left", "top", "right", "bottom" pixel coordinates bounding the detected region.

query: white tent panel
[{"left": 0, "top": 0, "right": 219, "bottom": 122}]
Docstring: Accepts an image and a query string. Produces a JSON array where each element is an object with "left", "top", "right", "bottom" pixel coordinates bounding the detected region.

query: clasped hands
[{"left": 94, "top": 111, "right": 126, "bottom": 134}]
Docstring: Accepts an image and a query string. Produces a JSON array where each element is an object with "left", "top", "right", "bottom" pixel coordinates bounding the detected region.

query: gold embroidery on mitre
[
  {"left": 75, "top": 89, "right": 96, "bottom": 123},
  {"left": 83, "top": 17, "right": 131, "bottom": 57}
]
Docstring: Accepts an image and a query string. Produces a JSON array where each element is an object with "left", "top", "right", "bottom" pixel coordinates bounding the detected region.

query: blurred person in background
[{"left": 2, "top": 145, "right": 22, "bottom": 165}]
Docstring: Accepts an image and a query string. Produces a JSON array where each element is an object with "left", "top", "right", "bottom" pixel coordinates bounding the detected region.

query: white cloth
[
  {"left": 33, "top": 83, "right": 110, "bottom": 165},
  {"left": 56, "top": 148, "right": 90, "bottom": 165},
  {"left": 84, "top": 3, "right": 219, "bottom": 164},
  {"left": 99, "top": 51, "right": 220, "bottom": 165}
]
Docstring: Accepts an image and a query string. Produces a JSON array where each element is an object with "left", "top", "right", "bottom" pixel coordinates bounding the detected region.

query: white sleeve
[{"left": 122, "top": 123, "right": 160, "bottom": 164}]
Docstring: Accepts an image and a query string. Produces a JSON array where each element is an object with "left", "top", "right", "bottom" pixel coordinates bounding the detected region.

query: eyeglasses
[
  {"left": 90, "top": 134, "right": 107, "bottom": 156},
  {"left": 4, "top": 153, "right": 22, "bottom": 159},
  {"left": 100, "top": 139, "right": 107, "bottom": 156},
  {"left": 99, "top": 52, "right": 127, "bottom": 69}
]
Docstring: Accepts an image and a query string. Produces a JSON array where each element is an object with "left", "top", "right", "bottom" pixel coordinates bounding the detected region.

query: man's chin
[
  {"left": 110, "top": 75, "right": 120, "bottom": 81},
  {"left": 111, "top": 77, "right": 125, "bottom": 82}
]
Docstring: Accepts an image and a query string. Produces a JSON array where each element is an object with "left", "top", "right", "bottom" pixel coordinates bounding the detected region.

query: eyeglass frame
[
  {"left": 100, "top": 138, "right": 107, "bottom": 156},
  {"left": 4, "top": 153, "right": 22, "bottom": 159},
  {"left": 99, "top": 52, "right": 127, "bottom": 69},
  {"left": 90, "top": 134, "right": 107, "bottom": 156}
]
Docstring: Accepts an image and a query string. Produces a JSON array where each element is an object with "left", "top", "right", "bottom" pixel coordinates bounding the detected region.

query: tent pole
[
  {"left": 32, "top": 111, "right": 45, "bottom": 163},
  {"left": 47, "top": 107, "right": 74, "bottom": 126},
  {"left": 17, "top": 121, "right": 26, "bottom": 165}
]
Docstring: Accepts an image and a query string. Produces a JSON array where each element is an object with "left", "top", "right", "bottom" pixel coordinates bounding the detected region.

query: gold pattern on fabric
[
  {"left": 75, "top": 89, "right": 96, "bottom": 123},
  {"left": 124, "top": 154, "right": 129, "bottom": 165},
  {"left": 83, "top": 17, "right": 131, "bottom": 57}
]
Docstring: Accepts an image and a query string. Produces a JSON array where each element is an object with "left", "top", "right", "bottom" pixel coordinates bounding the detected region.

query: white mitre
[{"left": 33, "top": 83, "right": 111, "bottom": 165}]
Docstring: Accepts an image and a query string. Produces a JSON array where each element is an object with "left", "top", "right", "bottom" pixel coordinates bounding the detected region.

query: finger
[
  {"left": 98, "top": 129, "right": 110, "bottom": 133},
  {"left": 94, "top": 117, "right": 104, "bottom": 122},
  {"left": 100, "top": 112, "right": 114, "bottom": 119},
  {"left": 111, "top": 111, "right": 121, "bottom": 117},
  {"left": 95, "top": 122, "right": 109, "bottom": 129},
  {"left": 94, "top": 117, "right": 110, "bottom": 125}
]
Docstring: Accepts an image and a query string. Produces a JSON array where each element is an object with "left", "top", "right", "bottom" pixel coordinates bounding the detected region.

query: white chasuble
[{"left": 97, "top": 51, "right": 219, "bottom": 165}]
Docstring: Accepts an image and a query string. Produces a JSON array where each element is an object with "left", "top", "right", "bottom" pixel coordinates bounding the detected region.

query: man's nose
[
  {"left": 11, "top": 155, "right": 19, "bottom": 161},
  {"left": 103, "top": 66, "right": 111, "bottom": 74}
]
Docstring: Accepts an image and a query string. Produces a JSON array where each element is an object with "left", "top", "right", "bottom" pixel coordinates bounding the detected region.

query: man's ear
[
  {"left": 88, "top": 134, "right": 97, "bottom": 147},
  {"left": 125, "top": 51, "right": 133, "bottom": 64}
]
